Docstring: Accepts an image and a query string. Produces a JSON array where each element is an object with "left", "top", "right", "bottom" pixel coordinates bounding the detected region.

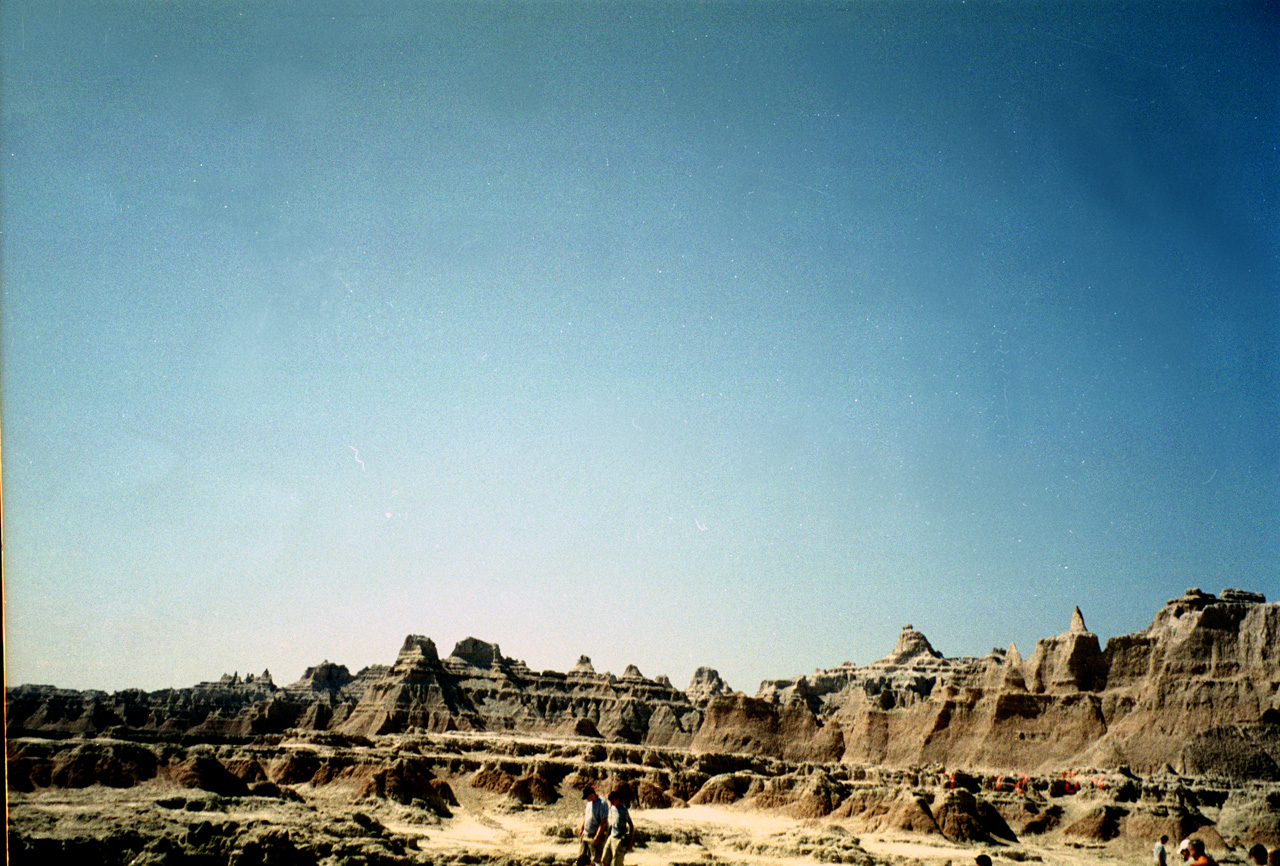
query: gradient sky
[{"left": 3, "top": 1, "right": 1277, "bottom": 695}]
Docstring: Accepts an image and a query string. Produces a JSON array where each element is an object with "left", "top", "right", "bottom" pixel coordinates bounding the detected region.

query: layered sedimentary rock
[
  {"left": 5, "top": 662, "right": 392, "bottom": 741},
  {"left": 692, "top": 588, "right": 1280, "bottom": 777},
  {"left": 1089, "top": 588, "right": 1280, "bottom": 777},
  {"left": 7, "top": 637, "right": 708, "bottom": 748},
  {"left": 7, "top": 588, "right": 1278, "bottom": 779},
  {"left": 685, "top": 667, "right": 733, "bottom": 706},
  {"left": 334, "top": 636, "right": 704, "bottom": 744},
  {"left": 15, "top": 728, "right": 1273, "bottom": 863},
  {"left": 335, "top": 634, "right": 706, "bottom": 741}
]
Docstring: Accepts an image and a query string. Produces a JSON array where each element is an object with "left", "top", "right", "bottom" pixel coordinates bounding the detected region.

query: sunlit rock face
[
  {"left": 1024, "top": 607, "right": 1107, "bottom": 695},
  {"left": 336, "top": 636, "right": 704, "bottom": 744},
  {"left": 6, "top": 589, "right": 1278, "bottom": 778},
  {"left": 1087, "top": 588, "right": 1280, "bottom": 778},
  {"left": 697, "top": 589, "right": 1278, "bottom": 777},
  {"left": 685, "top": 667, "right": 732, "bottom": 707}
]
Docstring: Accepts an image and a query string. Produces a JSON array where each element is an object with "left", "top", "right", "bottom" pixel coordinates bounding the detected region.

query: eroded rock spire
[{"left": 1070, "top": 606, "right": 1088, "bottom": 633}]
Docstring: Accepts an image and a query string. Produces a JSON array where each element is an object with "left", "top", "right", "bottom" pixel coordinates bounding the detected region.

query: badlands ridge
[{"left": 6, "top": 587, "right": 1279, "bottom": 865}]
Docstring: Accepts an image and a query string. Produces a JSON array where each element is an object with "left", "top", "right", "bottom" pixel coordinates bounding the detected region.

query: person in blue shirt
[{"left": 601, "top": 789, "right": 634, "bottom": 866}]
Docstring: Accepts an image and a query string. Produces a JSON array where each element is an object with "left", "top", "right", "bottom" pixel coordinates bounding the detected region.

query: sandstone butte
[{"left": 6, "top": 587, "right": 1278, "bottom": 781}]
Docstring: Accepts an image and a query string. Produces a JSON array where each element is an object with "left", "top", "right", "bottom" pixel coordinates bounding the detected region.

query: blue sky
[{"left": 3, "top": 1, "right": 1277, "bottom": 693}]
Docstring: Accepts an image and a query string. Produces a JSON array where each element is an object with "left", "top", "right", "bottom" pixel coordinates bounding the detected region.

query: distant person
[
  {"left": 976, "top": 855, "right": 992, "bottom": 866},
  {"left": 1154, "top": 835, "right": 1170, "bottom": 866},
  {"left": 576, "top": 785, "right": 608, "bottom": 866},
  {"left": 600, "top": 788, "right": 635, "bottom": 866},
  {"left": 1178, "top": 840, "right": 1193, "bottom": 862},
  {"left": 1248, "top": 845, "right": 1268, "bottom": 866},
  {"left": 1189, "top": 838, "right": 1216, "bottom": 866}
]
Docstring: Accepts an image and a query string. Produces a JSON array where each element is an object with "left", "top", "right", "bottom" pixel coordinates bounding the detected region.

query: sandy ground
[
  {"left": 392, "top": 784, "right": 1136, "bottom": 866},
  {"left": 4, "top": 778, "right": 1176, "bottom": 866}
]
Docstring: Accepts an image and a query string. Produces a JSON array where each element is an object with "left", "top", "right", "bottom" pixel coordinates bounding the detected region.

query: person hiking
[
  {"left": 576, "top": 785, "right": 608, "bottom": 866},
  {"left": 600, "top": 788, "right": 635, "bottom": 866}
]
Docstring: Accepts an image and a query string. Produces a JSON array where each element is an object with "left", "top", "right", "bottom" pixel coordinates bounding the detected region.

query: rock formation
[
  {"left": 684, "top": 666, "right": 732, "bottom": 706},
  {"left": 7, "top": 588, "right": 1278, "bottom": 779},
  {"left": 881, "top": 624, "right": 945, "bottom": 665},
  {"left": 16, "top": 727, "right": 1271, "bottom": 864},
  {"left": 8, "top": 588, "right": 1280, "bottom": 865},
  {"left": 695, "top": 588, "right": 1279, "bottom": 776},
  {"left": 327, "top": 636, "right": 706, "bottom": 745}
]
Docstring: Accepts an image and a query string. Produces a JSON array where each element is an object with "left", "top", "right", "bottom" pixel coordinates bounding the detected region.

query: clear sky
[{"left": 3, "top": 1, "right": 1276, "bottom": 694}]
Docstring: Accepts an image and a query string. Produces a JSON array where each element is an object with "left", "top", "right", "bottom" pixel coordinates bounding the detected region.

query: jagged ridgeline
[{"left": 7, "top": 587, "right": 1278, "bottom": 779}]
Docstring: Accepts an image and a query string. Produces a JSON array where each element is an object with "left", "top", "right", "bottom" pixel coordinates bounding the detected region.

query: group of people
[
  {"left": 1152, "top": 834, "right": 1280, "bottom": 866},
  {"left": 975, "top": 836, "right": 1279, "bottom": 866},
  {"left": 576, "top": 785, "right": 634, "bottom": 866}
]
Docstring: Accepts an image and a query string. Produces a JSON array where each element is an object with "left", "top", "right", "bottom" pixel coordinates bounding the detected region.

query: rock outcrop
[
  {"left": 1085, "top": 588, "right": 1280, "bottom": 776},
  {"left": 332, "top": 636, "right": 704, "bottom": 745},
  {"left": 695, "top": 588, "right": 1280, "bottom": 776},
  {"left": 7, "top": 588, "right": 1278, "bottom": 779},
  {"left": 15, "top": 729, "right": 1272, "bottom": 864},
  {"left": 684, "top": 667, "right": 732, "bottom": 706},
  {"left": 8, "top": 590, "right": 1280, "bottom": 865}
]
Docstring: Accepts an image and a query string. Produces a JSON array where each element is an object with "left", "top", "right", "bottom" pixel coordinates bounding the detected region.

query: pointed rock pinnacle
[{"left": 1070, "top": 606, "right": 1088, "bottom": 633}]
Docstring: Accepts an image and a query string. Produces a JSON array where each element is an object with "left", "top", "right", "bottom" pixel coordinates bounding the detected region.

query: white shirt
[{"left": 583, "top": 798, "right": 607, "bottom": 837}]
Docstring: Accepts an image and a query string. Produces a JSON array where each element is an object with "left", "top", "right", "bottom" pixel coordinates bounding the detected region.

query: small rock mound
[
  {"left": 1063, "top": 804, "right": 1128, "bottom": 841},
  {"left": 509, "top": 773, "right": 558, "bottom": 805},
  {"left": 557, "top": 717, "right": 603, "bottom": 738},
  {"left": 932, "top": 789, "right": 1017, "bottom": 844},
  {"left": 170, "top": 755, "right": 248, "bottom": 797},
  {"left": 690, "top": 772, "right": 752, "bottom": 805},
  {"left": 267, "top": 749, "right": 321, "bottom": 785},
  {"left": 877, "top": 625, "right": 944, "bottom": 665}
]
